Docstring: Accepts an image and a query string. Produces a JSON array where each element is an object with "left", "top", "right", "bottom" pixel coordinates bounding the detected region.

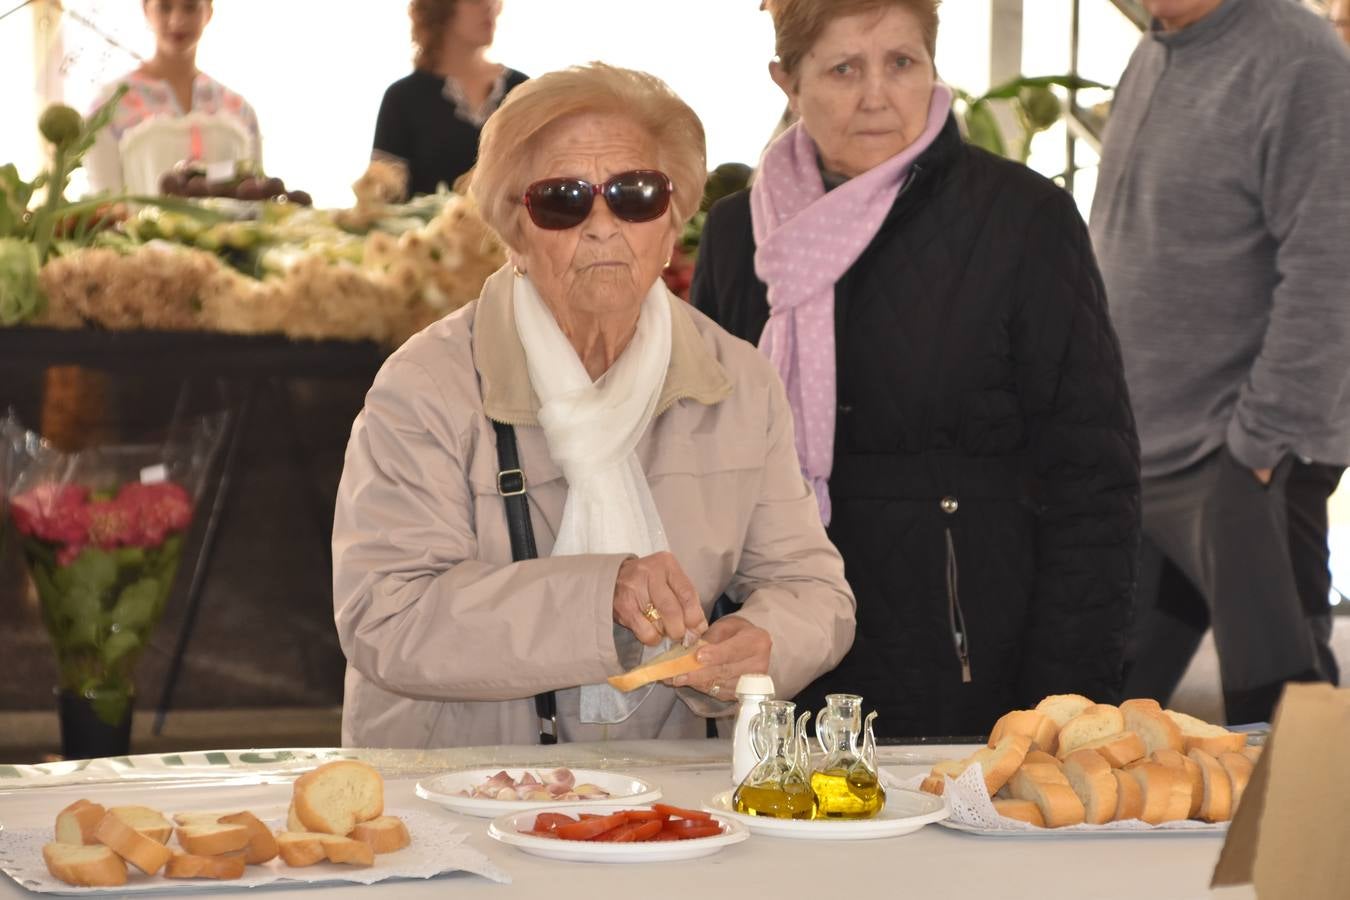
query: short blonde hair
[
  {"left": 469, "top": 63, "right": 707, "bottom": 253},
  {"left": 769, "top": 0, "right": 941, "bottom": 77}
]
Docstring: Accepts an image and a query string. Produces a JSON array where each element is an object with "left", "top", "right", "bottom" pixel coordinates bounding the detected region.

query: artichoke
[
  {"left": 0, "top": 237, "right": 42, "bottom": 325},
  {"left": 39, "top": 104, "right": 85, "bottom": 150}
]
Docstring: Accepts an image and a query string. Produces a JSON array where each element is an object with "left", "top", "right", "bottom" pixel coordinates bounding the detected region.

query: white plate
[
  {"left": 704, "top": 788, "right": 948, "bottom": 839},
  {"left": 416, "top": 767, "right": 661, "bottom": 818},
  {"left": 936, "top": 818, "right": 1228, "bottom": 837},
  {"left": 487, "top": 804, "right": 748, "bottom": 863}
]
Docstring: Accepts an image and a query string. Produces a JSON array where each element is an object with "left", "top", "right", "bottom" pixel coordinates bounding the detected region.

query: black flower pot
[{"left": 57, "top": 689, "right": 132, "bottom": 759}]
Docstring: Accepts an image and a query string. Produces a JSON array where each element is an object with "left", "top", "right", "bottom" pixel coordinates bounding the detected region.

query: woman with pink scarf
[{"left": 693, "top": 0, "right": 1140, "bottom": 739}]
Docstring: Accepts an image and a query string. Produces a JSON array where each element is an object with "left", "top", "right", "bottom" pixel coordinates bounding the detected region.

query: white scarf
[{"left": 513, "top": 273, "right": 674, "bottom": 723}]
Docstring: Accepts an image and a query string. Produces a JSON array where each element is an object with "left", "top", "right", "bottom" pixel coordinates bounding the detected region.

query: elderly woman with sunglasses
[
  {"left": 694, "top": 0, "right": 1140, "bottom": 738},
  {"left": 332, "top": 63, "right": 856, "bottom": 749}
]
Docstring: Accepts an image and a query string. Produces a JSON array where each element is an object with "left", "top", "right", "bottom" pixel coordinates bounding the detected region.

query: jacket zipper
[{"left": 944, "top": 526, "right": 973, "bottom": 683}]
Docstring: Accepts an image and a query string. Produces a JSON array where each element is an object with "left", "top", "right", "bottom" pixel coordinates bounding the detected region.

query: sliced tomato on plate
[
  {"left": 554, "top": 812, "right": 629, "bottom": 841},
  {"left": 532, "top": 812, "right": 576, "bottom": 833},
  {"left": 661, "top": 819, "right": 724, "bottom": 840},
  {"left": 652, "top": 803, "right": 714, "bottom": 821}
]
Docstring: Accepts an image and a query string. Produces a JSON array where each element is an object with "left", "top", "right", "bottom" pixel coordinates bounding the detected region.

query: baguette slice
[
  {"left": 173, "top": 810, "right": 239, "bottom": 827},
  {"left": 319, "top": 835, "right": 375, "bottom": 867},
  {"left": 219, "top": 811, "right": 279, "bottom": 864},
  {"left": 1034, "top": 694, "right": 1095, "bottom": 728},
  {"left": 607, "top": 640, "right": 706, "bottom": 692},
  {"left": 1056, "top": 704, "right": 1125, "bottom": 759},
  {"left": 1008, "top": 770, "right": 1086, "bottom": 827},
  {"left": 1219, "top": 751, "right": 1255, "bottom": 812},
  {"left": 1075, "top": 730, "right": 1146, "bottom": 768},
  {"left": 1119, "top": 697, "right": 1164, "bottom": 717},
  {"left": 1151, "top": 749, "right": 1204, "bottom": 818},
  {"left": 176, "top": 823, "right": 252, "bottom": 856},
  {"left": 1164, "top": 710, "right": 1247, "bottom": 756},
  {"left": 1128, "top": 763, "right": 1182, "bottom": 825},
  {"left": 1111, "top": 769, "right": 1145, "bottom": 822},
  {"left": 987, "top": 709, "right": 1059, "bottom": 755},
  {"left": 164, "top": 851, "right": 247, "bottom": 880},
  {"left": 349, "top": 816, "right": 411, "bottom": 854},
  {"left": 993, "top": 799, "right": 1045, "bottom": 827},
  {"left": 287, "top": 803, "right": 305, "bottom": 833},
  {"left": 55, "top": 800, "right": 105, "bottom": 846},
  {"left": 1189, "top": 749, "right": 1233, "bottom": 823},
  {"left": 43, "top": 842, "right": 128, "bottom": 887},
  {"left": 109, "top": 806, "right": 173, "bottom": 844},
  {"left": 275, "top": 832, "right": 327, "bottom": 868},
  {"left": 94, "top": 811, "right": 173, "bottom": 875},
  {"left": 1161, "top": 766, "right": 1193, "bottom": 823},
  {"left": 919, "top": 775, "right": 947, "bottom": 796},
  {"left": 1023, "top": 749, "right": 1060, "bottom": 766},
  {"left": 1061, "top": 750, "right": 1119, "bottom": 825},
  {"left": 964, "top": 734, "right": 1032, "bottom": 797},
  {"left": 293, "top": 760, "right": 384, "bottom": 835},
  {"left": 1123, "top": 705, "right": 1185, "bottom": 756}
]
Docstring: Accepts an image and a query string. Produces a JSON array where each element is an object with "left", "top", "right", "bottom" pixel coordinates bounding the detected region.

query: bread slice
[
  {"left": 1119, "top": 697, "right": 1163, "bottom": 717},
  {"left": 1123, "top": 705, "right": 1184, "bottom": 756},
  {"left": 1161, "top": 765, "right": 1193, "bottom": 823},
  {"left": 964, "top": 734, "right": 1032, "bottom": 797},
  {"left": 1188, "top": 749, "right": 1233, "bottom": 823},
  {"left": 1151, "top": 749, "right": 1204, "bottom": 818},
  {"left": 1111, "top": 769, "right": 1144, "bottom": 822},
  {"left": 1128, "top": 763, "right": 1182, "bottom": 825},
  {"left": 94, "top": 811, "right": 173, "bottom": 875},
  {"left": 1062, "top": 750, "right": 1119, "bottom": 825},
  {"left": 1056, "top": 704, "right": 1125, "bottom": 759},
  {"left": 109, "top": 806, "right": 173, "bottom": 843},
  {"left": 287, "top": 803, "right": 305, "bottom": 833},
  {"left": 218, "top": 812, "right": 279, "bottom": 864},
  {"left": 987, "top": 709, "right": 1059, "bottom": 755},
  {"left": 43, "top": 842, "right": 128, "bottom": 887},
  {"left": 164, "top": 851, "right": 247, "bottom": 880},
  {"left": 176, "top": 823, "right": 251, "bottom": 856},
  {"left": 1075, "top": 730, "right": 1146, "bottom": 768},
  {"left": 292, "top": 760, "right": 384, "bottom": 835},
  {"left": 1219, "top": 751, "right": 1255, "bottom": 813},
  {"left": 320, "top": 835, "right": 375, "bottom": 867},
  {"left": 1240, "top": 745, "right": 1262, "bottom": 764},
  {"left": 919, "top": 775, "right": 946, "bottom": 796},
  {"left": 993, "top": 799, "right": 1045, "bottom": 827},
  {"left": 607, "top": 640, "right": 706, "bottom": 692},
  {"left": 172, "top": 810, "right": 239, "bottom": 827},
  {"left": 276, "top": 832, "right": 327, "bottom": 867},
  {"left": 1008, "top": 770, "right": 1086, "bottom": 827},
  {"left": 349, "top": 815, "right": 411, "bottom": 854},
  {"left": 1035, "top": 694, "right": 1094, "bottom": 728},
  {"left": 1023, "top": 749, "right": 1059, "bottom": 766},
  {"left": 1164, "top": 710, "right": 1247, "bottom": 756},
  {"left": 55, "top": 800, "right": 105, "bottom": 846}
]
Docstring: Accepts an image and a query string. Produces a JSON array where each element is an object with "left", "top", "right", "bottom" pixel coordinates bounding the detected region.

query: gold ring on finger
[
  {"left": 710, "top": 683, "right": 722, "bottom": 698},
  {"left": 642, "top": 605, "right": 662, "bottom": 623}
]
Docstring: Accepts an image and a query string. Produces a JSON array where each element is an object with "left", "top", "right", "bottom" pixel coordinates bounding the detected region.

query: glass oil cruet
[
  {"left": 811, "top": 693, "right": 886, "bottom": 818},
  {"left": 732, "top": 699, "right": 817, "bottom": 819}
]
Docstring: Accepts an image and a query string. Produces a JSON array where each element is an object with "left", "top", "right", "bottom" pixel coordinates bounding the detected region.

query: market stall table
[{"left": 0, "top": 740, "right": 1257, "bottom": 899}]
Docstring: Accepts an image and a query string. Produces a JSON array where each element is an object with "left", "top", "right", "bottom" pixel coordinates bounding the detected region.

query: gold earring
[
  {"left": 513, "top": 265, "right": 525, "bottom": 278},
  {"left": 663, "top": 256, "right": 672, "bottom": 268}
]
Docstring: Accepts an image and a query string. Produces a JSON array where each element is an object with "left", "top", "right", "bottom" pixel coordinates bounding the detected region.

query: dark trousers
[{"left": 1123, "top": 452, "right": 1341, "bottom": 724}]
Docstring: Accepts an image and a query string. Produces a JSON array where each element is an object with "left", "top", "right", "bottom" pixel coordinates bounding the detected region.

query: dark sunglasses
[{"left": 522, "top": 169, "right": 673, "bottom": 230}]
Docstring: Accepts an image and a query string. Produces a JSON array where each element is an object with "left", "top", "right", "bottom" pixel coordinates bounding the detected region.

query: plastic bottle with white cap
[{"left": 731, "top": 673, "right": 776, "bottom": 785}]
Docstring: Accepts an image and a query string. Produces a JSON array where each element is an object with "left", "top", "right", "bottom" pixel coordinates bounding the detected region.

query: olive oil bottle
[
  {"left": 732, "top": 701, "right": 818, "bottom": 819},
  {"left": 812, "top": 696, "right": 886, "bottom": 819}
]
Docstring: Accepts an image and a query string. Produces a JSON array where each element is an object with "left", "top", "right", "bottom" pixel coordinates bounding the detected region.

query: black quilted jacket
[{"left": 692, "top": 117, "right": 1141, "bottom": 738}]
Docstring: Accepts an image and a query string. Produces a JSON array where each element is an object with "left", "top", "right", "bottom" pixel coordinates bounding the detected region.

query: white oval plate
[
  {"left": 704, "top": 788, "right": 948, "bottom": 839},
  {"left": 416, "top": 768, "right": 661, "bottom": 818},
  {"left": 487, "top": 804, "right": 748, "bottom": 863}
]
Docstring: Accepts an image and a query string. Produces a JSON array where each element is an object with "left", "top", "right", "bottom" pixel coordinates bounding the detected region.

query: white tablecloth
[{"left": 0, "top": 741, "right": 1256, "bottom": 899}]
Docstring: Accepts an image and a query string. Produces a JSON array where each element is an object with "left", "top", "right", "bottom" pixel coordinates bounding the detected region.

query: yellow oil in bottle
[
  {"left": 810, "top": 767, "right": 886, "bottom": 819},
  {"left": 733, "top": 782, "right": 817, "bottom": 819}
]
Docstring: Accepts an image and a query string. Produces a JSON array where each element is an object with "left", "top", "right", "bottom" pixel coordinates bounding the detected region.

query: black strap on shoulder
[{"left": 492, "top": 420, "right": 556, "bottom": 744}]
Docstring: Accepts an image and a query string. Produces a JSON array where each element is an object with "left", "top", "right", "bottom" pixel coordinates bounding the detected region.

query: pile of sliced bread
[
  {"left": 42, "top": 760, "right": 410, "bottom": 887},
  {"left": 919, "top": 694, "right": 1260, "bottom": 829}
]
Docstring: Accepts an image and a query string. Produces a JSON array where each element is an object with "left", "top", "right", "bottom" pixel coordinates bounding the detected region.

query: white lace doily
[
  {"left": 0, "top": 807, "right": 509, "bottom": 894},
  {"left": 897, "top": 766, "right": 1226, "bottom": 834}
]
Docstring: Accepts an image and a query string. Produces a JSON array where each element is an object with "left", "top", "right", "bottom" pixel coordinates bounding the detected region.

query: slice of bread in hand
[
  {"left": 988, "top": 709, "right": 1059, "bottom": 755},
  {"left": 965, "top": 734, "right": 1032, "bottom": 797},
  {"left": 55, "top": 800, "right": 105, "bottom": 846},
  {"left": 1188, "top": 749, "right": 1233, "bottom": 823},
  {"left": 176, "top": 823, "right": 251, "bottom": 856},
  {"left": 164, "top": 851, "right": 246, "bottom": 880},
  {"left": 1152, "top": 749, "right": 1204, "bottom": 818},
  {"left": 1061, "top": 750, "right": 1119, "bottom": 825},
  {"left": 1164, "top": 710, "right": 1247, "bottom": 756},
  {"left": 109, "top": 806, "right": 173, "bottom": 843},
  {"left": 1075, "top": 730, "right": 1146, "bottom": 768},
  {"left": 1034, "top": 694, "right": 1095, "bottom": 728},
  {"left": 218, "top": 812, "right": 279, "bottom": 864},
  {"left": 607, "top": 640, "right": 706, "bottom": 693},
  {"left": 1123, "top": 706, "right": 1184, "bottom": 756},
  {"left": 319, "top": 835, "right": 375, "bottom": 867},
  {"left": 276, "top": 832, "right": 327, "bottom": 868},
  {"left": 1128, "top": 763, "right": 1182, "bottom": 825},
  {"left": 1008, "top": 770, "right": 1086, "bottom": 827},
  {"left": 1056, "top": 704, "right": 1125, "bottom": 759},
  {"left": 43, "top": 842, "right": 128, "bottom": 887},
  {"left": 94, "top": 811, "right": 173, "bottom": 875},
  {"left": 349, "top": 816, "right": 411, "bottom": 854},
  {"left": 993, "top": 799, "right": 1045, "bottom": 827},
  {"left": 292, "top": 760, "right": 384, "bottom": 835},
  {"left": 1111, "top": 769, "right": 1144, "bottom": 822},
  {"left": 1218, "top": 751, "right": 1255, "bottom": 813}
]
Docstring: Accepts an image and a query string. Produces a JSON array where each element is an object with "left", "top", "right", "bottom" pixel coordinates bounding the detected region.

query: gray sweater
[{"left": 1090, "top": 0, "right": 1350, "bottom": 477}]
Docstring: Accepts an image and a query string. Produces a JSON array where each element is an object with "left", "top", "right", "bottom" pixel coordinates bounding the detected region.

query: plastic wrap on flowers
[{"left": 1, "top": 412, "right": 223, "bottom": 729}]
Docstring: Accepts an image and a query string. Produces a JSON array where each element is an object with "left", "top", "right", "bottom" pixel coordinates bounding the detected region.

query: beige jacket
[{"left": 333, "top": 266, "right": 855, "bottom": 748}]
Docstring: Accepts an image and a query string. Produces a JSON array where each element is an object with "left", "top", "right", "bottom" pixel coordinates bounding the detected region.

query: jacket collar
[
  {"left": 880, "top": 113, "right": 963, "bottom": 227},
  {"left": 472, "top": 265, "right": 733, "bottom": 426}
]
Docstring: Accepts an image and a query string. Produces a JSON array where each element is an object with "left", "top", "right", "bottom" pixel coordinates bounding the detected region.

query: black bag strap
[{"left": 492, "top": 420, "right": 557, "bottom": 744}]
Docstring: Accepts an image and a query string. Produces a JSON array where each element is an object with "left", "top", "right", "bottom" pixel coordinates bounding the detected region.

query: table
[{"left": 0, "top": 740, "right": 1256, "bottom": 899}]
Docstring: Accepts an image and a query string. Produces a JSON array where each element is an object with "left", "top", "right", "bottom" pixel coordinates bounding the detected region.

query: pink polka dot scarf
[{"left": 750, "top": 85, "right": 953, "bottom": 525}]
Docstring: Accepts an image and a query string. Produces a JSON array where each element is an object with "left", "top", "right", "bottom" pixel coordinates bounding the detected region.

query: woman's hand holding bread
[{"left": 613, "top": 552, "right": 708, "bottom": 645}]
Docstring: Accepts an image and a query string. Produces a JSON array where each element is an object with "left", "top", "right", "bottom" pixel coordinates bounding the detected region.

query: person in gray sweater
[{"left": 1090, "top": 0, "right": 1350, "bottom": 724}]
